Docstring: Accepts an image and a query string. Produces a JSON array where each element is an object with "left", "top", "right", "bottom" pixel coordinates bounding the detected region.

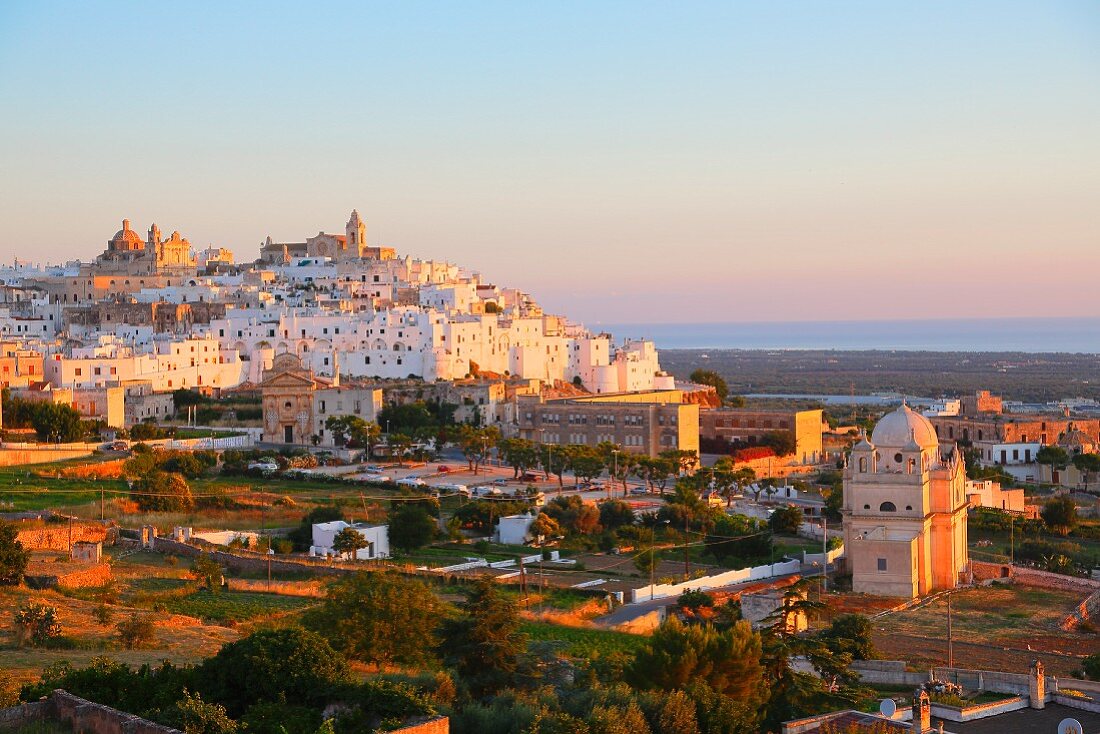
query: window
[
  {"left": 879, "top": 501, "right": 896, "bottom": 512},
  {"left": 877, "top": 558, "right": 887, "bottom": 572}
]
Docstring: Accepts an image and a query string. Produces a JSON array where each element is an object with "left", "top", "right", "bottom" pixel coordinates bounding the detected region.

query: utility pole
[
  {"left": 684, "top": 515, "right": 690, "bottom": 581},
  {"left": 822, "top": 515, "right": 828, "bottom": 593},
  {"left": 519, "top": 555, "right": 528, "bottom": 609},
  {"left": 100, "top": 488, "right": 104, "bottom": 522},
  {"left": 1010, "top": 513, "right": 1015, "bottom": 568},
  {"left": 947, "top": 594, "right": 954, "bottom": 668}
]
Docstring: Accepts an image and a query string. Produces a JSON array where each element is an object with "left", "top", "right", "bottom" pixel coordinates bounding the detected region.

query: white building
[
  {"left": 495, "top": 513, "right": 536, "bottom": 545},
  {"left": 310, "top": 520, "right": 390, "bottom": 560}
]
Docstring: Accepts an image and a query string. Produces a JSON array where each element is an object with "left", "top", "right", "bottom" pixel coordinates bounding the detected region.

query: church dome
[
  {"left": 109, "top": 219, "right": 144, "bottom": 250},
  {"left": 871, "top": 403, "right": 939, "bottom": 450}
]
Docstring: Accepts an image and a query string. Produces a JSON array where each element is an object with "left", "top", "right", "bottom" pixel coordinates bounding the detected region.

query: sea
[{"left": 596, "top": 318, "right": 1100, "bottom": 354}]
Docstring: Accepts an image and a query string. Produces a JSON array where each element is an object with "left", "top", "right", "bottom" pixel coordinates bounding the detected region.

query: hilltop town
[{"left": 2, "top": 215, "right": 1100, "bottom": 734}]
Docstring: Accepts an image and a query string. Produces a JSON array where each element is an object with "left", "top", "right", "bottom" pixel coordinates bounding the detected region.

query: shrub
[
  {"left": 117, "top": 613, "right": 157, "bottom": 649},
  {"left": 15, "top": 603, "right": 62, "bottom": 646},
  {"left": 132, "top": 471, "right": 194, "bottom": 512}
]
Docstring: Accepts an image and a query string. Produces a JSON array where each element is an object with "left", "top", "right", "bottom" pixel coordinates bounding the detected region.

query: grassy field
[
  {"left": 158, "top": 589, "right": 317, "bottom": 623},
  {"left": 521, "top": 621, "right": 646, "bottom": 658}
]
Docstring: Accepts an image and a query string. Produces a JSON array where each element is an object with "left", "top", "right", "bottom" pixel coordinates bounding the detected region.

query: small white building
[
  {"left": 310, "top": 520, "right": 389, "bottom": 560},
  {"left": 495, "top": 513, "right": 536, "bottom": 545}
]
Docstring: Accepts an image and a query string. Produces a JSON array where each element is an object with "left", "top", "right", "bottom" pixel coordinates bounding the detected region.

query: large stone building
[
  {"left": 260, "top": 352, "right": 382, "bottom": 446},
  {"left": 842, "top": 404, "right": 969, "bottom": 598},
  {"left": 516, "top": 390, "right": 699, "bottom": 459},
  {"left": 929, "top": 390, "right": 1100, "bottom": 447},
  {"left": 258, "top": 210, "right": 396, "bottom": 265},
  {"left": 699, "top": 408, "right": 824, "bottom": 463}
]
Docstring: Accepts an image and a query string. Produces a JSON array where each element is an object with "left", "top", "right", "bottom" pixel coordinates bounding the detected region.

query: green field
[
  {"left": 521, "top": 621, "right": 646, "bottom": 658},
  {"left": 159, "top": 589, "right": 317, "bottom": 623}
]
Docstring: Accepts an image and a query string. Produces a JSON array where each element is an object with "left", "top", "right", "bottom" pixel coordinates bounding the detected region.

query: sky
[{"left": 0, "top": 1, "right": 1097, "bottom": 324}]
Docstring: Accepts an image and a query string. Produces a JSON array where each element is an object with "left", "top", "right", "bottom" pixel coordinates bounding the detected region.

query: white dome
[{"left": 871, "top": 404, "right": 939, "bottom": 450}]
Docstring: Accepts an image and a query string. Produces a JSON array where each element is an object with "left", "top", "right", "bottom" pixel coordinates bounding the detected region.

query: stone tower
[{"left": 346, "top": 209, "right": 366, "bottom": 256}]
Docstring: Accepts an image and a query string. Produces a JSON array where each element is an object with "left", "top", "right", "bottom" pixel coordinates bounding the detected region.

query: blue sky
[{"left": 0, "top": 1, "right": 1097, "bottom": 323}]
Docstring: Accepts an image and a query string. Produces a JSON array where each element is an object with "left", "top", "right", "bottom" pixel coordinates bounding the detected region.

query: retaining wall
[
  {"left": 1062, "top": 588, "right": 1100, "bottom": 631},
  {"left": 16, "top": 522, "right": 111, "bottom": 551},
  {"left": 391, "top": 715, "right": 449, "bottom": 734},
  {"left": 0, "top": 444, "right": 95, "bottom": 466},
  {"left": 50, "top": 690, "right": 182, "bottom": 734},
  {"left": 972, "top": 560, "right": 1100, "bottom": 594},
  {"left": 0, "top": 700, "right": 49, "bottom": 729}
]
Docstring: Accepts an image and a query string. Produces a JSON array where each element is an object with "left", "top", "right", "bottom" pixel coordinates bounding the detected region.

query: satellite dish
[
  {"left": 1058, "top": 718, "right": 1083, "bottom": 734},
  {"left": 879, "top": 699, "right": 897, "bottom": 718}
]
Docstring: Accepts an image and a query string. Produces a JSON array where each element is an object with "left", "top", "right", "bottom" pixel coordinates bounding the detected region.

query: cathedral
[
  {"left": 842, "top": 404, "right": 970, "bottom": 598},
  {"left": 95, "top": 219, "right": 196, "bottom": 275}
]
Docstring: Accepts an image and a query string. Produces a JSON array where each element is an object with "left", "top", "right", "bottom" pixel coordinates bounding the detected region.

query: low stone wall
[
  {"left": 930, "top": 695, "right": 1028, "bottom": 722},
  {"left": 0, "top": 445, "right": 95, "bottom": 466},
  {"left": 972, "top": 560, "right": 1100, "bottom": 594},
  {"left": 1053, "top": 693, "right": 1100, "bottom": 713},
  {"left": 0, "top": 700, "right": 49, "bottom": 729},
  {"left": 26, "top": 562, "right": 112, "bottom": 590},
  {"left": 16, "top": 522, "right": 111, "bottom": 551},
  {"left": 50, "top": 690, "right": 182, "bottom": 734},
  {"left": 226, "top": 578, "right": 325, "bottom": 597},
  {"left": 849, "top": 661, "right": 927, "bottom": 688}
]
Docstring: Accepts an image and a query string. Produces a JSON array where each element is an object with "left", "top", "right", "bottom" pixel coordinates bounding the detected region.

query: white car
[
  {"left": 437, "top": 483, "right": 471, "bottom": 497},
  {"left": 361, "top": 473, "right": 391, "bottom": 483},
  {"left": 397, "top": 477, "right": 427, "bottom": 487},
  {"left": 248, "top": 461, "right": 279, "bottom": 475}
]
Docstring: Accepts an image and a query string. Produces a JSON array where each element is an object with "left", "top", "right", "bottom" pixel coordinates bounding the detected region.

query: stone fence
[
  {"left": 16, "top": 522, "right": 113, "bottom": 551},
  {"left": 972, "top": 560, "right": 1100, "bottom": 594},
  {"left": 850, "top": 661, "right": 1100, "bottom": 698},
  {"left": 0, "top": 443, "right": 96, "bottom": 466}
]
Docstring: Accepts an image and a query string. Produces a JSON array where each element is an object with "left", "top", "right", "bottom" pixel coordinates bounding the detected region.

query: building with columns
[{"left": 842, "top": 404, "right": 969, "bottom": 598}]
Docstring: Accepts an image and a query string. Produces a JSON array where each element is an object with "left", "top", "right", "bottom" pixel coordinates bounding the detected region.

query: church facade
[{"left": 842, "top": 404, "right": 969, "bottom": 598}]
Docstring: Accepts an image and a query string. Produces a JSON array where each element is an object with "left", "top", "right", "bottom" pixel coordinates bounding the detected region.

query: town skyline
[{"left": 2, "top": 1, "right": 1098, "bottom": 324}]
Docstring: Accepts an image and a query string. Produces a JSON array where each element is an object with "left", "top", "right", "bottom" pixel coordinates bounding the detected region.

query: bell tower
[{"left": 346, "top": 209, "right": 366, "bottom": 256}]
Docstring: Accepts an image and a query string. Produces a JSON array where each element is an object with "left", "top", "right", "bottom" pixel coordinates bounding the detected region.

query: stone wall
[
  {"left": 226, "top": 578, "right": 325, "bottom": 597},
  {"left": 26, "top": 562, "right": 112, "bottom": 590},
  {"left": 0, "top": 445, "right": 95, "bottom": 466},
  {"left": 50, "top": 690, "right": 182, "bottom": 734},
  {"left": 16, "top": 522, "right": 112, "bottom": 551},
  {"left": 0, "top": 700, "right": 49, "bottom": 729},
  {"left": 972, "top": 560, "right": 1100, "bottom": 594}
]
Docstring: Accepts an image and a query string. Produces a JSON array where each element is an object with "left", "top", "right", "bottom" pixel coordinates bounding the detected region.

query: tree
[
  {"left": 304, "top": 572, "right": 441, "bottom": 667},
  {"left": 1041, "top": 495, "right": 1078, "bottom": 536},
  {"left": 457, "top": 426, "right": 501, "bottom": 474},
  {"left": 823, "top": 485, "right": 844, "bottom": 523},
  {"left": 0, "top": 522, "right": 29, "bottom": 585},
  {"left": 190, "top": 554, "right": 224, "bottom": 592},
  {"left": 543, "top": 495, "right": 601, "bottom": 536},
  {"left": 197, "top": 628, "right": 350, "bottom": 717},
  {"left": 1073, "top": 453, "right": 1100, "bottom": 492},
  {"left": 497, "top": 438, "right": 538, "bottom": 479},
  {"left": 528, "top": 512, "right": 562, "bottom": 543},
  {"left": 570, "top": 446, "right": 607, "bottom": 486},
  {"left": 627, "top": 617, "right": 763, "bottom": 701},
  {"left": 132, "top": 471, "right": 194, "bottom": 512},
  {"left": 599, "top": 500, "right": 636, "bottom": 531},
  {"left": 437, "top": 577, "right": 530, "bottom": 697},
  {"left": 29, "top": 402, "right": 85, "bottom": 442},
  {"left": 117, "top": 613, "right": 157, "bottom": 649},
  {"left": 705, "top": 513, "right": 772, "bottom": 566},
  {"left": 1037, "top": 445, "right": 1070, "bottom": 480},
  {"left": 14, "top": 603, "right": 62, "bottom": 646},
  {"left": 1084, "top": 653, "right": 1100, "bottom": 681},
  {"left": 769, "top": 506, "right": 804, "bottom": 535},
  {"left": 324, "top": 416, "right": 381, "bottom": 455},
  {"left": 689, "top": 369, "right": 728, "bottom": 402},
  {"left": 387, "top": 502, "right": 438, "bottom": 553},
  {"left": 759, "top": 431, "right": 797, "bottom": 457},
  {"left": 818, "top": 614, "right": 875, "bottom": 660},
  {"left": 332, "top": 527, "right": 368, "bottom": 559},
  {"left": 635, "top": 546, "right": 658, "bottom": 576}
]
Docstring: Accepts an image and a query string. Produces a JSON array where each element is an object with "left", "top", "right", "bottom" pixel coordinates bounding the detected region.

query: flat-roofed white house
[{"left": 310, "top": 520, "right": 389, "bottom": 560}]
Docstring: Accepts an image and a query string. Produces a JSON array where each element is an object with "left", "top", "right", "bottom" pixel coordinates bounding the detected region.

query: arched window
[
  {"left": 863, "top": 504, "right": 870, "bottom": 510},
  {"left": 879, "top": 501, "right": 896, "bottom": 512},
  {"left": 905, "top": 505, "right": 913, "bottom": 511},
  {"left": 858, "top": 457, "right": 867, "bottom": 472}
]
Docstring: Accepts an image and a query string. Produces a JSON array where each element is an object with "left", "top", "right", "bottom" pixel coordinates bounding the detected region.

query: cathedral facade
[{"left": 842, "top": 404, "right": 970, "bottom": 598}]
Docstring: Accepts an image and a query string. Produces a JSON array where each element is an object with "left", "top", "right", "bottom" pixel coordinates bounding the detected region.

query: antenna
[{"left": 878, "top": 699, "right": 897, "bottom": 718}]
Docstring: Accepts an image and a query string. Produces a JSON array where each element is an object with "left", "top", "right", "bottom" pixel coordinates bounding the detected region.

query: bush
[
  {"left": 15, "top": 603, "right": 62, "bottom": 646},
  {"left": 132, "top": 471, "right": 194, "bottom": 512},
  {"left": 117, "top": 613, "right": 157, "bottom": 649},
  {"left": 0, "top": 522, "right": 29, "bottom": 586}
]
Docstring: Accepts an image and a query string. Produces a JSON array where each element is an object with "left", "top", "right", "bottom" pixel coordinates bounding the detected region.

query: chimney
[
  {"left": 1029, "top": 659, "right": 1045, "bottom": 709},
  {"left": 911, "top": 689, "right": 930, "bottom": 733}
]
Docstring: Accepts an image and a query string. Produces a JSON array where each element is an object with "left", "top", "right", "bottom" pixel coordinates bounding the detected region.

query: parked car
[
  {"left": 361, "top": 473, "right": 391, "bottom": 483},
  {"left": 519, "top": 472, "right": 541, "bottom": 482},
  {"left": 437, "top": 483, "right": 471, "bottom": 497},
  {"left": 437, "top": 465, "right": 452, "bottom": 473},
  {"left": 248, "top": 461, "right": 279, "bottom": 476},
  {"left": 397, "top": 477, "right": 427, "bottom": 487}
]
